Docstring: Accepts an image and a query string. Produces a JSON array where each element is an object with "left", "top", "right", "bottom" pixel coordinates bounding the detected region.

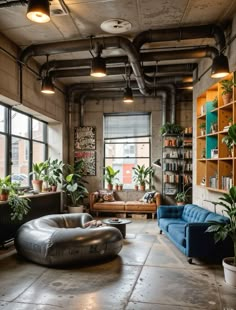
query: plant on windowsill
[
  {"left": 44, "top": 158, "right": 64, "bottom": 191},
  {"left": 132, "top": 164, "right": 154, "bottom": 191},
  {"left": 0, "top": 175, "right": 11, "bottom": 201},
  {"left": 29, "top": 161, "right": 49, "bottom": 193},
  {"left": 103, "top": 166, "right": 120, "bottom": 190},
  {"left": 206, "top": 186, "right": 236, "bottom": 287}
]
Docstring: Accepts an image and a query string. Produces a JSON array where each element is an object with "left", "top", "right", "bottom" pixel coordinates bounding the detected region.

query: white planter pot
[
  {"left": 222, "top": 257, "right": 236, "bottom": 287},
  {"left": 68, "top": 205, "right": 84, "bottom": 213}
]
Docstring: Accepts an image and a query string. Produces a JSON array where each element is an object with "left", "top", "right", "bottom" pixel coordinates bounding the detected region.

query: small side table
[{"left": 102, "top": 218, "right": 132, "bottom": 238}]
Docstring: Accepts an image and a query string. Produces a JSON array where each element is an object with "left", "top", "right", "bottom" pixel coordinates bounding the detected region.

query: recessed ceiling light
[{"left": 101, "top": 19, "right": 132, "bottom": 34}]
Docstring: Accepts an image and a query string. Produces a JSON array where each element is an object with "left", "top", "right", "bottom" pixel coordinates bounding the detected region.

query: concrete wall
[
  {"left": 192, "top": 15, "right": 236, "bottom": 213},
  {"left": 0, "top": 33, "right": 68, "bottom": 163}
]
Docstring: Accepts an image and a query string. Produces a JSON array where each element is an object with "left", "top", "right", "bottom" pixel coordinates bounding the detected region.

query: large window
[
  {"left": 104, "top": 113, "right": 151, "bottom": 189},
  {"left": 0, "top": 102, "right": 48, "bottom": 186}
]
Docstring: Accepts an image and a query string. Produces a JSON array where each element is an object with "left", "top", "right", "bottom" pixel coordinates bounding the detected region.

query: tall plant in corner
[{"left": 206, "top": 186, "right": 236, "bottom": 286}]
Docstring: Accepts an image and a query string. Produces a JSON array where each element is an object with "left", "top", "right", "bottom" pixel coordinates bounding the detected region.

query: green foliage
[
  {"left": 44, "top": 158, "right": 64, "bottom": 186},
  {"left": 222, "top": 135, "right": 233, "bottom": 151},
  {"left": 63, "top": 160, "right": 88, "bottom": 207},
  {"left": 206, "top": 186, "right": 236, "bottom": 266},
  {"left": 30, "top": 161, "right": 49, "bottom": 180},
  {"left": 220, "top": 79, "right": 236, "bottom": 96},
  {"left": 0, "top": 175, "right": 12, "bottom": 194},
  {"left": 132, "top": 164, "right": 154, "bottom": 186},
  {"left": 103, "top": 166, "right": 120, "bottom": 185},
  {"left": 212, "top": 96, "right": 218, "bottom": 108},
  {"left": 175, "top": 186, "right": 192, "bottom": 203},
  {"left": 160, "top": 122, "right": 183, "bottom": 135},
  {"left": 228, "top": 123, "right": 236, "bottom": 145},
  {"left": 8, "top": 194, "right": 30, "bottom": 221},
  {"left": 199, "top": 122, "right": 206, "bottom": 129}
]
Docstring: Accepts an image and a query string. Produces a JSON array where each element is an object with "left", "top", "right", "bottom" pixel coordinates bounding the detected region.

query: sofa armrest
[
  {"left": 154, "top": 192, "right": 161, "bottom": 206},
  {"left": 157, "top": 205, "right": 184, "bottom": 219},
  {"left": 89, "top": 191, "right": 99, "bottom": 210}
]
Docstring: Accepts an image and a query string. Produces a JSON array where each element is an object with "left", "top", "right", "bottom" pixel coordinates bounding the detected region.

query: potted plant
[
  {"left": 206, "top": 186, "right": 236, "bottom": 287},
  {"left": 199, "top": 122, "right": 206, "bottom": 136},
  {"left": 228, "top": 117, "right": 233, "bottom": 126},
  {"left": 63, "top": 160, "right": 88, "bottom": 213},
  {"left": 0, "top": 175, "right": 12, "bottom": 201},
  {"left": 8, "top": 194, "right": 30, "bottom": 221},
  {"left": 220, "top": 79, "right": 236, "bottom": 105},
  {"left": 118, "top": 183, "right": 123, "bottom": 191},
  {"left": 212, "top": 96, "right": 218, "bottom": 109},
  {"left": 46, "top": 158, "right": 64, "bottom": 191},
  {"left": 29, "top": 161, "right": 49, "bottom": 192},
  {"left": 222, "top": 135, "right": 233, "bottom": 157},
  {"left": 160, "top": 122, "right": 183, "bottom": 135},
  {"left": 175, "top": 186, "right": 192, "bottom": 205},
  {"left": 132, "top": 164, "right": 154, "bottom": 191},
  {"left": 103, "top": 166, "right": 120, "bottom": 190}
]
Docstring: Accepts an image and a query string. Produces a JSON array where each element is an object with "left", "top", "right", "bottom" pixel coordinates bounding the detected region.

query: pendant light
[
  {"left": 211, "top": 53, "right": 229, "bottom": 78},
  {"left": 90, "top": 43, "right": 106, "bottom": 77},
  {"left": 27, "top": 0, "right": 50, "bottom": 23},
  {"left": 41, "top": 55, "right": 55, "bottom": 94},
  {"left": 123, "top": 64, "right": 133, "bottom": 103}
]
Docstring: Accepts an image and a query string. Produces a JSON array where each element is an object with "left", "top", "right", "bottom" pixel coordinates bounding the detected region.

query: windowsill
[{"left": 0, "top": 191, "right": 62, "bottom": 205}]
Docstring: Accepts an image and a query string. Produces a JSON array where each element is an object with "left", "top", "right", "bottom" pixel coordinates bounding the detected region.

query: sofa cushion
[
  {"left": 158, "top": 205, "right": 184, "bottom": 219},
  {"left": 205, "top": 212, "right": 230, "bottom": 224},
  {"left": 125, "top": 201, "right": 156, "bottom": 211},
  {"left": 97, "top": 190, "right": 115, "bottom": 202},
  {"left": 168, "top": 224, "right": 186, "bottom": 247},
  {"left": 93, "top": 201, "right": 125, "bottom": 211},
  {"left": 182, "top": 204, "right": 210, "bottom": 223},
  {"left": 159, "top": 218, "right": 186, "bottom": 232},
  {"left": 140, "top": 191, "right": 156, "bottom": 203}
]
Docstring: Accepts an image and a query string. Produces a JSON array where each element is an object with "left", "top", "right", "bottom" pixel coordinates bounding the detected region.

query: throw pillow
[
  {"left": 98, "top": 190, "right": 115, "bottom": 202},
  {"left": 140, "top": 191, "right": 156, "bottom": 203}
]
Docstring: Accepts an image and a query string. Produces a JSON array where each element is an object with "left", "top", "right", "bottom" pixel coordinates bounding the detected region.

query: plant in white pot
[
  {"left": 64, "top": 160, "right": 88, "bottom": 213},
  {"left": 206, "top": 186, "right": 236, "bottom": 287}
]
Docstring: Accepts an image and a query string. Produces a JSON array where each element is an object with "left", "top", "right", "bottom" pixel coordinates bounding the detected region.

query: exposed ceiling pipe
[
  {"left": 0, "top": 1, "right": 27, "bottom": 8},
  {"left": 133, "top": 24, "right": 226, "bottom": 53},
  {"left": 20, "top": 36, "right": 150, "bottom": 95},
  {"left": 49, "top": 64, "right": 195, "bottom": 79},
  {"left": 40, "top": 46, "right": 218, "bottom": 76},
  {"left": 74, "top": 89, "right": 168, "bottom": 127}
]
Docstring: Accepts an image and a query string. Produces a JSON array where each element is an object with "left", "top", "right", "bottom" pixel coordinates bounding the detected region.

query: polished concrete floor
[{"left": 0, "top": 219, "right": 236, "bottom": 310}]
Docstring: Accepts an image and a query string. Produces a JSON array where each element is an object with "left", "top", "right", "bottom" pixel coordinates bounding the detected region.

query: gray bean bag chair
[{"left": 14, "top": 213, "right": 123, "bottom": 267}]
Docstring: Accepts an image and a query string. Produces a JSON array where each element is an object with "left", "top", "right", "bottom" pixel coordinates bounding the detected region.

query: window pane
[
  {"left": 33, "top": 142, "right": 46, "bottom": 163},
  {"left": 0, "top": 134, "right": 6, "bottom": 177},
  {"left": 11, "top": 111, "right": 29, "bottom": 138},
  {"left": 0, "top": 105, "right": 6, "bottom": 132},
  {"left": 11, "top": 137, "right": 29, "bottom": 186},
  {"left": 33, "top": 119, "right": 45, "bottom": 142},
  {"left": 105, "top": 142, "right": 149, "bottom": 158}
]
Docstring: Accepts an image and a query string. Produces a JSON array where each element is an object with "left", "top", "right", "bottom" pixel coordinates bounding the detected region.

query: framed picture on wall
[
  {"left": 74, "top": 126, "right": 96, "bottom": 150},
  {"left": 74, "top": 151, "right": 96, "bottom": 176}
]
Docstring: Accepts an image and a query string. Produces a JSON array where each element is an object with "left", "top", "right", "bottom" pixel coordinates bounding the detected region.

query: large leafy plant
[
  {"left": 8, "top": 194, "right": 30, "bottom": 221},
  {"left": 220, "top": 79, "right": 236, "bottom": 96},
  {"left": 206, "top": 186, "right": 236, "bottom": 266},
  {"left": 104, "top": 166, "right": 120, "bottom": 185},
  {"left": 132, "top": 164, "right": 154, "bottom": 186}
]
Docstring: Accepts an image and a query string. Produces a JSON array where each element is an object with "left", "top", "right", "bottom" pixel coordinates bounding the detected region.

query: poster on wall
[
  {"left": 74, "top": 151, "right": 96, "bottom": 176},
  {"left": 74, "top": 126, "right": 96, "bottom": 150}
]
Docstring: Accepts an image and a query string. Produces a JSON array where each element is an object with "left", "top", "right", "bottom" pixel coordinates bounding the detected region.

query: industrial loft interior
[{"left": 1, "top": 1, "right": 236, "bottom": 309}]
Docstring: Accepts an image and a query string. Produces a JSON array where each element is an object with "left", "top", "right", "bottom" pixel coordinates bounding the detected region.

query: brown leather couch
[{"left": 89, "top": 191, "right": 161, "bottom": 219}]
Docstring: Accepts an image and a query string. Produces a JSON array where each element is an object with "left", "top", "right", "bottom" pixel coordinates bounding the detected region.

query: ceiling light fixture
[
  {"left": 26, "top": 0, "right": 50, "bottom": 23},
  {"left": 211, "top": 53, "right": 229, "bottom": 78},
  {"left": 123, "top": 63, "right": 133, "bottom": 103},
  {"left": 41, "top": 55, "right": 55, "bottom": 94},
  {"left": 90, "top": 43, "right": 106, "bottom": 77}
]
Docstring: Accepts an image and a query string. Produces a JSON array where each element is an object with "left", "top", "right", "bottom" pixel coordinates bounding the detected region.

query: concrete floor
[{"left": 0, "top": 219, "right": 235, "bottom": 310}]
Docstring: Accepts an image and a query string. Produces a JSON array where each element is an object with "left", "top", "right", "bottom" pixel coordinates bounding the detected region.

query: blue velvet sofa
[{"left": 157, "top": 204, "right": 233, "bottom": 263}]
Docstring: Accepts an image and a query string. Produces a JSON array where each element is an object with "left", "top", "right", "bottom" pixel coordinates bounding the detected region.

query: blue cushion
[
  {"left": 158, "top": 205, "right": 184, "bottom": 219},
  {"left": 205, "top": 212, "right": 230, "bottom": 223},
  {"left": 182, "top": 204, "right": 210, "bottom": 223},
  {"left": 168, "top": 224, "right": 186, "bottom": 247},
  {"left": 159, "top": 218, "right": 186, "bottom": 232}
]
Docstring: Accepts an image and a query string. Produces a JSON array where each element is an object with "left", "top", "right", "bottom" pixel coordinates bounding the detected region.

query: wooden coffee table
[{"left": 102, "top": 218, "right": 132, "bottom": 238}]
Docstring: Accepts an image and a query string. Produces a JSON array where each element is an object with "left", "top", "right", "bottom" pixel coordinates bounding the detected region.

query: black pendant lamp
[
  {"left": 91, "top": 55, "right": 106, "bottom": 77},
  {"left": 41, "top": 55, "right": 55, "bottom": 94},
  {"left": 211, "top": 54, "right": 229, "bottom": 78},
  {"left": 123, "top": 64, "right": 133, "bottom": 103},
  {"left": 27, "top": 0, "right": 50, "bottom": 23}
]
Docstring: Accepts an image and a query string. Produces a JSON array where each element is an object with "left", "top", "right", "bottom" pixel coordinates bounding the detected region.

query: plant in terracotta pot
[
  {"left": 228, "top": 117, "right": 233, "bottom": 126},
  {"left": 175, "top": 186, "right": 192, "bottom": 205},
  {"left": 0, "top": 175, "right": 12, "bottom": 201},
  {"left": 29, "top": 161, "right": 49, "bottom": 192},
  {"left": 45, "top": 158, "right": 64, "bottom": 191},
  {"left": 206, "top": 186, "right": 236, "bottom": 287},
  {"left": 103, "top": 166, "right": 120, "bottom": 190},
  {"left": 132, "top": 164, "right": 154, "bottom": 191},
  {"left": 220, "top": 79, "right": 236, "bottom": 105}
]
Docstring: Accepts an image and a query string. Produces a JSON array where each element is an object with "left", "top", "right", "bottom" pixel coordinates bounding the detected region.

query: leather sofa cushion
[
  {"left": 125, "top": 201, "right": 157, "bottom": 211},
  {"left": 182, "top": 204, "right": 210, "bottom": 223},
  {"left": 92, "top": 201, "right": 125, "bottom": 211},
  {"left": 168, "top": 224, "right": 186, "bottom": 247},
  {"left": 159, "top": 218, "right": 186, "bottom": 232}
]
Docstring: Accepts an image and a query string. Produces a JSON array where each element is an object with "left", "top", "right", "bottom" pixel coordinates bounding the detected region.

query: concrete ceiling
[{"left": 0, "top": 0, "right": 236, "bottom": 91}]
